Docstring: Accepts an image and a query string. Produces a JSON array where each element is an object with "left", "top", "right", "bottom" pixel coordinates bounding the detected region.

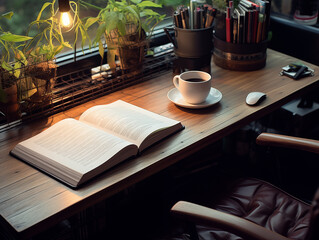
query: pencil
[
  {"left": 205, "top": 8, "right": 216, "bottom": 28},
  {"left": 181, "top": 8, "right": 189, "bottom": 29},
  {"left": 174, "top": 11, "right": 182, "bottom": 28}
]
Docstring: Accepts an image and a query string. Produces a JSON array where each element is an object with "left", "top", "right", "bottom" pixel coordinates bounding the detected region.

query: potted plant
[
  {"left": 20, "top": 0, "right": 90, "bottom": 113},
  {"left": 0, "top": 12, "right": 32, "bottom": 122},
  {"left": 83, "top": 0, "right": 165, "bottom": 72}
]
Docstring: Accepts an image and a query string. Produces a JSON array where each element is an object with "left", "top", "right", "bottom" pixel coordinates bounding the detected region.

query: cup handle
[{"left": 173, "top": 75, "right": 180, "bottom": 89}]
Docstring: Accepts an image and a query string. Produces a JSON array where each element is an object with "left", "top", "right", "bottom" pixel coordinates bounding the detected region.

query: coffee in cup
[{"left": 173, "top": 71, "right": 212, "bottom": 104}]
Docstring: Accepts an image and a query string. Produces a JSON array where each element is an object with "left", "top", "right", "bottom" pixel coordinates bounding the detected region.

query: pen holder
[
  {"left": 164, "top": 26, "right": 213, "bottom": 58},
  {"left": 213, "top": 35, "right": 268, "bottom": 71}
]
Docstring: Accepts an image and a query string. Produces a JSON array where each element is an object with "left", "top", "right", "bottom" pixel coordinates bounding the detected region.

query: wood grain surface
[{"left": 0, "top": 49, "right": 318, "bottom": 239}]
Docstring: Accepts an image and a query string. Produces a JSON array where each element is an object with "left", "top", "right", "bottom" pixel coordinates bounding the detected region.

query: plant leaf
[
  {"left": 104, "top": 12, "right": 119, "bottom": 34},
  {"left": 62, "top": 41, "right": 72, "bottom": 48},
  {"left": 1, "top": 12, "right": 14, "bottom": 20},
  {"left": 79, "top": 26, "right": 87, "bottom": 50},
  {"left": 13, "top": 62, "right": 21, "bottom": 78},
  {"left": 15, "top": 49, "right": 28, "bottom": 65},
  {"left": 36, "top": 2, "right": 52, "bottom": 21},
  {"left": 0, "top": 39, "right": 9, "bottom": 57},
  {"left": 141, "top": 22, "right": 150, "bottom": 32},
  {"left": 54, "top": 45, "right": 64, "bottom": 55},
  {"left": 85, "top": 17, "right": 99, "bottom": 29},
  {"left": 126, "top": 5, "right": 139, "bottom": 19},
  {"left": 95, "top": 23, "right": 106, "bottom": 44},
  {"left": 140, "top": 9, "right": 160, "bottom": 17},
  {"left": 0, "top": 33, "right": 32, "bottom": 42},
  {"left": 1, "top": 61, "right": 11, "bottom": 71},
  {"left": 98, "top": 40, "right": 104, "bottom": 58},
  {"left": 117, "top": 20, "right": 126, "bottom": 36},
  {"left": 137, "top": 1, "right": 162, "bottom": 8}
]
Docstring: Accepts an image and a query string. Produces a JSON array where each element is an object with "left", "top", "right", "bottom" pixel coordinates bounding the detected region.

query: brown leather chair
[{"left": 171, "top": 133, "right": 319, "bottom": 240}]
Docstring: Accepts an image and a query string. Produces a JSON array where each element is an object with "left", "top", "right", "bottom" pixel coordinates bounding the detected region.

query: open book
[{"left": 11, "top": 100, "right": 183, "bottom": 188}]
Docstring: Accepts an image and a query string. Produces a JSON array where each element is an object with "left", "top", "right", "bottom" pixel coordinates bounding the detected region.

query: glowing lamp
[{"left": 58, "top": 0, "right": 73, "bottom": 28}]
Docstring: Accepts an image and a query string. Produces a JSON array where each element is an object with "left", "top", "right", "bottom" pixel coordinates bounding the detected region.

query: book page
[
  {"left": 79, "top": 100, "right": 181, "bottom": 148},
  {"left": 13, "top": 119, "right": 137, "bottom": 175}
]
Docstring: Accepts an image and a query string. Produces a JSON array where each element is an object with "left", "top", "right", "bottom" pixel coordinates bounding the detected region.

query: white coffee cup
[{"left": 173, "top": 71, "right": 212, "bottom": 104}]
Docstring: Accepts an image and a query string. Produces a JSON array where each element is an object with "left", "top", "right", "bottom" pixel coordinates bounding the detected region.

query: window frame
[{"left": 56, "top": 21, "right": 173, "bottom": 76}]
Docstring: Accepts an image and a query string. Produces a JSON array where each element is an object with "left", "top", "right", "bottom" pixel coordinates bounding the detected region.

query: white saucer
[{"left": 167, "top": 88, "right": 222, "bottom": 109}]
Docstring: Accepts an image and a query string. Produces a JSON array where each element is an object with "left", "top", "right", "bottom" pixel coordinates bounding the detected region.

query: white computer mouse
[{"left": 246, "top": 92, "right": 266, "bottom": 106}]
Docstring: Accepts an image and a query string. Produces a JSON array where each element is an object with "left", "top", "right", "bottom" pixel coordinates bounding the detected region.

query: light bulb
[
  {"left": 58, "top": 0, "right": 73, "bottom": 29},
  {"left": 61, "top": 12, "right": 72, "bottom": 27}
]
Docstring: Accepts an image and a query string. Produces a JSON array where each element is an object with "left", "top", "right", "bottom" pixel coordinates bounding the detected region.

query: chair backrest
[{"left": 306, "top": 188, "right": 319, "bottom": 240}]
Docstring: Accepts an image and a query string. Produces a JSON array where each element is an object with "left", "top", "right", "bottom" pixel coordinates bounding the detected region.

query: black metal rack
[{"left": 0, "top": 46, "right": 175, "bottom": 132}]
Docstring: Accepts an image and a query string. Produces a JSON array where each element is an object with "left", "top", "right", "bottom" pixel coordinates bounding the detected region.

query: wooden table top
[{"left": 1, "top": 49, "right": 319, "bottom": 239}]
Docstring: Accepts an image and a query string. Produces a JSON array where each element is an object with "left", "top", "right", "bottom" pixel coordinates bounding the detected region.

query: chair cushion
[{"left": 197, "top": 178, "right": 312, "bottom": 240}]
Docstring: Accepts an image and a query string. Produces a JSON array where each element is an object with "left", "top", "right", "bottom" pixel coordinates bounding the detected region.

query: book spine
[
  {"left": 226, "top": 7, "right": 231, "bottom": 43},
  {"left": 252, "top": 8, "right": 259, "bottom": 43},
  {"left": 246, "top": 10, "right": 253, "bottom": 43},
  {"left": 233, "top": 13, "right": 238, "bottom": 44}
]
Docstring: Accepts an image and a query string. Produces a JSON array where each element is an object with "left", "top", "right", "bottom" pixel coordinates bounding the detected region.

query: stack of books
[{"left": 222, "top": 0, "right": 272, "bottom": 44}]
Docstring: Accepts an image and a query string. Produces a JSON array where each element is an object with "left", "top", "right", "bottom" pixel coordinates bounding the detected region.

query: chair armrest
[
  {"left": 171, "top": 201, "right": 290, "bottom": 240},
  {"left": 256, "top": 133, "right": 319, "bottom": 154}
]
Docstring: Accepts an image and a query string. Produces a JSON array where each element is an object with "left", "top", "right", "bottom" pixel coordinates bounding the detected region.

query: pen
[
  {"left": 203, "top": 5, "right": 208, "bottom": 15},
  {"left": 181, "top": 8, "right": 189, "bottom": 29},
  {"left": 194, "top": 8, "right": 199, "bottom": 29},
  {"left": 205, "top": 7, "right": 216, "bottom": 28},
  {"left": 190, "top": 1, "right": 194, "bottom": 29},
  {"left": 174, "top": 11, "right": 182, "bottom": 28},
  {"left": 202, "top": 5, "right": 208, "bottom": 27},
  {"left": 199, "top": 8, "right": 204, "bottom": 29}
]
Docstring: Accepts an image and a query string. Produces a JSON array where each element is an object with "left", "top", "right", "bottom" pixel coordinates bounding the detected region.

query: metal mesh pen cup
[{"left": 164, "top": 26, "right": 213, "bottom": 58}]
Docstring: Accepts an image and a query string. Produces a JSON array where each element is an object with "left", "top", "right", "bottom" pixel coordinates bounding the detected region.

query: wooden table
[{"left": 1, "top": 49, "right": 319, "bottom": 239}]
